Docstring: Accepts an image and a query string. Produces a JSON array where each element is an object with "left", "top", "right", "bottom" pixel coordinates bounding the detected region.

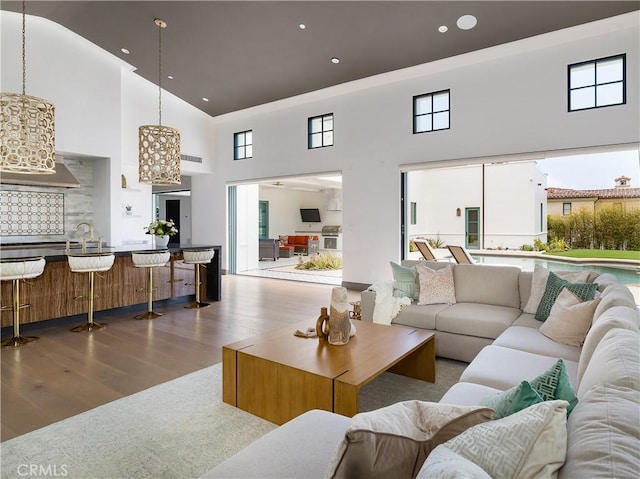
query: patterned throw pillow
[
  {"left": 417, "top": 401, "right": 569, "bottom": 479},
  {"left": 416, "top": 263, "right": 456, "bottom": 305},
  {"left": 529, "top": 358, "right": 578, "bottom": 414},
  {"left": 390, "top": 262, "right": 419, "bottom": 300},
  {"left": 325, "top": 400, "right": 494, "bottom": 479},
  {"left": 534, "top": 271, "right": 598, "bottom": 321},
  {"left": 479, "top": 381, "right": 544, "bottom": 420}
]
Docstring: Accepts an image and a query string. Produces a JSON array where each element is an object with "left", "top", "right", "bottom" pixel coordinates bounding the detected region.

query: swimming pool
[{"left": 471, "top": 254, "right": 640, "bottom": 286}]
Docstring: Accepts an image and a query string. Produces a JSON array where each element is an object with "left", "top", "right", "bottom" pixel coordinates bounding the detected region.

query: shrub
[{"left": 296, "top": 252, "right": 342, "bottom": 270}]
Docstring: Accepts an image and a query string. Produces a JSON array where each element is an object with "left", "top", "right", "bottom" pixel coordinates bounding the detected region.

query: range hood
[{"left": 0, "top": 156, "right": 81, "bottom": 188}]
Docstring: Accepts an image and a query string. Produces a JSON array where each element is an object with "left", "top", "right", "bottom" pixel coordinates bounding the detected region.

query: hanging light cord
[
  {"left": 158, "top": 19, "right": 162, "bottom": 128},
  {"left": 21, "top": 0, "right": 26, "bottom": 96}
]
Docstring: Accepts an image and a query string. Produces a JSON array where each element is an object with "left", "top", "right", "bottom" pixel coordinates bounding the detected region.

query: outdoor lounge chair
[
  {"left": 414, "top": 239, "right": 438, "bottom": 261},
  {"left": 447, "top": 245, "right": 476, "bottom": 264}
]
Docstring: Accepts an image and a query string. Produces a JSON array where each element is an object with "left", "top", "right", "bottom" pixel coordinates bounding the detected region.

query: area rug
[{"left": 1, "top": 359, "right": 466, "bottom": 479}]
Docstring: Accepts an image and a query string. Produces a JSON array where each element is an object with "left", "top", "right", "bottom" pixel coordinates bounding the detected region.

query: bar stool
[
  {"left": 132, "top": 250, "right": 170, "bottom": 319},
  {"left": 182, "top": 248, "right": 215, "bottom": 309},
  {"left": 68, "top": 253, "right": 115, "bottom": 332},
  {"left": 0, "top": 256, "right": 46, "bottom": 347}
]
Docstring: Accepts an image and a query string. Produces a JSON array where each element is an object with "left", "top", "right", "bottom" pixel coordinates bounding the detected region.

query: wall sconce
[{"left": 456, "top": 208, "right": 461, "bottom": 217}]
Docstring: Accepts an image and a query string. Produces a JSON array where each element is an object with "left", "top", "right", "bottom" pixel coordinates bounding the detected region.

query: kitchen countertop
[{"left": 0, "top": 243, "right": 220, "bottom": 261}]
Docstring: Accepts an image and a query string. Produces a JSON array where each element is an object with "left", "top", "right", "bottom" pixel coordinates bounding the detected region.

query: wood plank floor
[{"left": 1, "top": 275, "right": 361, "bottom": 441}]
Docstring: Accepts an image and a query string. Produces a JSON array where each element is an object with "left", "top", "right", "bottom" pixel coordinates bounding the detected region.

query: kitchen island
[{"left": 0, "top": 243, "right": 221, "bottom": 328}]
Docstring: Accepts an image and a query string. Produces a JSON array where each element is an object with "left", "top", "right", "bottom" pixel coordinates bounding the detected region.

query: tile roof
[{"left": 546, "top": 187, "right": 640, "bottom": 199}]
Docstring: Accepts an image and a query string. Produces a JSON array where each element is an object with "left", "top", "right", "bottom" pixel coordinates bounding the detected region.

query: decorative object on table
[
  {"left": 138, "top": 18, "right": 181, "bottom": 185},
  {"left": 329, "top": 287, "right": 351, "bottom": 345},
  {"left": 144, "top": 219, "right": 178, "bottom": 248},
  {"left": 0, "top": 0, "right": 56, "bottom": 175},
  {"left": 316, "top": 307, "right": 330, "bottom": 340}
]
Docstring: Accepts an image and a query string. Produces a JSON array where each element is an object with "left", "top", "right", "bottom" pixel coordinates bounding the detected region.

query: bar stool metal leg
[
  {"left": 134, "top": 267, "right": 163, "bottom": 319},
  {"left": 71, "top": 271, "right": 107, "bottom": 332},
  {"left": 1, "top": 279, "right": 38, "bottom": 348},
  {"left": 185, "top": 263, "right": 210, "bottom": 309}
]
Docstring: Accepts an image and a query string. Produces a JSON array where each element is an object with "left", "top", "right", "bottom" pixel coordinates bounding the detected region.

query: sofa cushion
[
  {"left": 419, "top": 400, "right": 569, "bottom": 479},
  {"left": 325, "top": 400, "right": 493, "bottom": 479},
  {"left": 534, "top": 272, "right": 598, "bottom": 321},
  {"left": 439, "top": 382, "right": 504, "bottom": 406},
  {"left": 390, "top": 261, "right": 419, "bottom": 300},
  {"left": 538, "top": 288, "right": 601, "bottom": 347},
  {"left": 392, "top": 303, "right": 446, "bottom": 330},
  {"left": 459, "top": 345, "right": 579, "bottom": 391},
  {"left": 593, "top": 284, "right": 637, "bottom": 321},
  {"left": 416, "top": 263, "right": 456, "bottom": 305},
  {"left": 523, "top": 266, "right": 591, "bottom": 314},
  {"left": 577, "top": 306, "right": 640, "bottom": 385},
  {"left": 436, "top": 303, "right": 521, "bottom": 340},
  {"left": 201, "top": 409, "right": 348, "bottom": 479},
  {"left": 454, "top": 265, "right": 521, "bottom": 308},
  {"left": 511, "top": 313, "right": 543, "bottom": 329},
  {"left": 479, "top": 380, "right": 543, "bottom": 419},
  {"left": 559, "top": 384, "right": 640, "bottom": 479},
  {"left": 493, "top": 326, "right": 581, "bottom": 362},
  {"left": 577, "top": 328, "right": 640, "bottom": 400}
]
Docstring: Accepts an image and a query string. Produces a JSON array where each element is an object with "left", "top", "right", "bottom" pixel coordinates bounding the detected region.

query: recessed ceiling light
[
  {"left": 167, "top": 75, "right": 174, "bottom": 80},
  {"left": 457, "top": 14, "right": 478, "bottom": 30},
  {"left": 331, "top": 57, "right": 340, "bottom": 64},
  {"left": 202, "top": 97, "right": 209, "bottom": 102},
  {"left": 438, "top": 25, "right": 448, "bottom": 33},
  {"left": 121, "top": 48, "right": 130, "bottom": 54},
  {"left": 299, "top": 23, "right": 306, "bottom": 30}
]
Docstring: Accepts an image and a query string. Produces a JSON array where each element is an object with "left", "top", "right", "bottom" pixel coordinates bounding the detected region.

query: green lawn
[{"left": 546, "top": 249, "right": 640, "bottom": 260}]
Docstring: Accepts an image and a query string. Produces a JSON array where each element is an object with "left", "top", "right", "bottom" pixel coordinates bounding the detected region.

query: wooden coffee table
[{"left": 222, "top": 320, "right": 435, "bottom": 425}]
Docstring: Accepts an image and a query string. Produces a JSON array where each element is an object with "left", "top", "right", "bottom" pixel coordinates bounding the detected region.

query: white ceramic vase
[{"left": 155, "top": 235, "right": 170, "bottom": 248}]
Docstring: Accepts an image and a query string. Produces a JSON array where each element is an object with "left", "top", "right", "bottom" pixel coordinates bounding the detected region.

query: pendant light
[
  {"left": 138, "top": 18, "right": 181, "bottom": 185},
  {"left": 0, "top": 0, "right": 56, "bottom": 174}
]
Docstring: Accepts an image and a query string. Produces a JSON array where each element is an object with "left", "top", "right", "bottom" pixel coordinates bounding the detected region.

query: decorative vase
[
  {"left": 328, "top": 287, "right": 351, "bottom": 346},
  {"left": 155, "top": 235, "right": 170, "bottom": 248}
]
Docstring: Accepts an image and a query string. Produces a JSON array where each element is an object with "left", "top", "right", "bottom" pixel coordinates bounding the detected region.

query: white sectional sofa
[{"left": 203, "top": 263, "right": 639, "bottom": 478}]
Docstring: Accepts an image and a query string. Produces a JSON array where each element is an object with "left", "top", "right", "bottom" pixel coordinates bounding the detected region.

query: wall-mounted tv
[{"left": 300, "top": 208, "right": 321, "bottom": 222}]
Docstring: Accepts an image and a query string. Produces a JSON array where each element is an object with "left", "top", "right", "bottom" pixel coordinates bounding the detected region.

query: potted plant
[{"left": 144, "top": 219, "right": 178, "bottom": 248}]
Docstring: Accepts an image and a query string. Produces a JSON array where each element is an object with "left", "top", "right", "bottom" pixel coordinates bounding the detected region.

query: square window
[
  {"left": 568, "top": 54, "right": 625, "bottom": 111},
  {"left": 414, "top": 90, "right": 450, "bottom": 134},
  {"left": 234, "top": 130, "right": 253, "bottom": 160},
  {"left": 308, "top": 113, "right": 334, "bottom": 149}
]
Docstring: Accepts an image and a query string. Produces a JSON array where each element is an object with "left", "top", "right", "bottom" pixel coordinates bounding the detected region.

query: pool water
[{"left": 471, "top": 254, "right": 640, "bottom": 286}]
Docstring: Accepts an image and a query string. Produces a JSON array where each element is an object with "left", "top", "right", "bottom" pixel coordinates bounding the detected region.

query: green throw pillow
[
  {"left": 529, "top": 358, "right": 578, "bottom": 415},
  {"left": 534, "top": 271, "right": 598, "bottom": 321},
  {"left": 479, "top": 381, "right": 544, "bottom": 419},
  {"left": 390, "top": 262, "right": 418, "bottom": 300}
]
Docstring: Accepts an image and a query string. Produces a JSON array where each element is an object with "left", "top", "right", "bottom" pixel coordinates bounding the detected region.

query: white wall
[
  {"left": 202, "top": 12, "right": 639, "bottom": 284},
  {"left": 1, "top": 12, "right": 215, "bottom": 246}
]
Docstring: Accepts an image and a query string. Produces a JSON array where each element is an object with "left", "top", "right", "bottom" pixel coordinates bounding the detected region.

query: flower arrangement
[{"left": 144, "top": 219, "right": 178, "bottom": 236}]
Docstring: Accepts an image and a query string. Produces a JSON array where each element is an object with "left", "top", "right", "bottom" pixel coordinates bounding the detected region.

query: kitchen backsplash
[{"left": 0, "top": 158, "right": 94, "bottom": 243}]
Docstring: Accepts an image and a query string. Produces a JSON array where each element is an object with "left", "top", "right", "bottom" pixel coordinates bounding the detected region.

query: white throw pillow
[
  {"left": 418, "top": 400, "right": 569, "bottom": 479},
  {"left": 416, "top": 263, "right": 456, "bottom": 305},
  {"left": 523, "top": 266, "right": 590, "bottom": 314},
  {"left": 539, "top": 288, "right": 601, "bottom": 346}
]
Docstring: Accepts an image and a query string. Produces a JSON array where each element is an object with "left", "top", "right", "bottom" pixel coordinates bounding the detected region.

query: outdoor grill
[
  {"left": 321, "top": 225, "right": 342, "bottom": 250},
  {"left": 321, "top": 225, "right": 342, "bottom": 237}
]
